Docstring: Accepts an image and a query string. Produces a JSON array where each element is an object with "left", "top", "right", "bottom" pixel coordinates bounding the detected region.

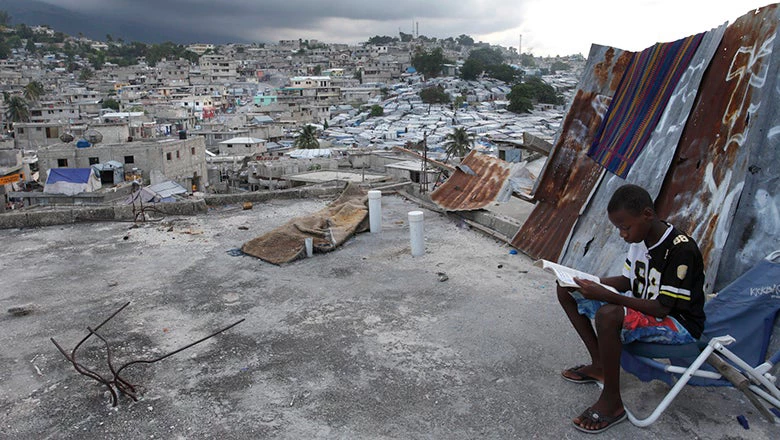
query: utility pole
[{"left": 420, "top": 131, "right": 428, "bottom": 194}]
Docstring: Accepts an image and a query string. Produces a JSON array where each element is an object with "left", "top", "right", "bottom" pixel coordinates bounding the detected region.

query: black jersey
[{"left": 622, "top": 223, "right": 706, "bottom": 338}]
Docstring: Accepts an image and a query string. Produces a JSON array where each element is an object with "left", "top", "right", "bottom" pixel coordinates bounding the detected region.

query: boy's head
[{"left": 607, "top": 184, "right": 657, "bottom": 243}]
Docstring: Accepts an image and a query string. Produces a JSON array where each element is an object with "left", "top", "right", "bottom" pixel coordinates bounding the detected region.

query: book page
[{"left": 534, "top": 260, "right": 618, "bottom": 293}]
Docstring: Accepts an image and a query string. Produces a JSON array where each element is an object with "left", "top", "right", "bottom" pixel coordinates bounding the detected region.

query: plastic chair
[{"left": 620, "top": 251, "right": 780, "bottom": 427}]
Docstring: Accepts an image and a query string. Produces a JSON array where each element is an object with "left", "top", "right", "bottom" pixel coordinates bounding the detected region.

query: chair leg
[{"left": 626, "top": 342, "right": 718, "bottom": 427}]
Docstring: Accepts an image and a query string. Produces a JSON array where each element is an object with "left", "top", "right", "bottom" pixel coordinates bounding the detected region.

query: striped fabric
[{"left": 588, "top": 33, "right": 705, "bottom": 178}]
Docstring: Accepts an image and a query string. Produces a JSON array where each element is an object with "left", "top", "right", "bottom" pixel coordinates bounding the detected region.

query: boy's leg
[
  {"left": 574, "top": 304, "right": 625, "bottom": 431},
  {"left": 556, "top": 284, "right": 602, "bottom": 380}
]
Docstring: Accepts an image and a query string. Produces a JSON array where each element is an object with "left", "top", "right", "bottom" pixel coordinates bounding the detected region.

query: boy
[{"left": 557, "top": 184, "right": 706, "bottom": 433}]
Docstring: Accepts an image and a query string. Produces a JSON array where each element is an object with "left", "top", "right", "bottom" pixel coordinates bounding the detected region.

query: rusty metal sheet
[
  {"left": 655, "top": 4, "right": 779, "bottom": 293},
  {"left": 430, "top": 150, "right": 523, "bottom": 211},
  {"left": 512, "top": 44, "right": 632, "bottom": 261},
  {"left": 716, "top": 11, "right": 780, "bottom": 290},
  {"left": 560, "top": 24, "right": 728, "bottom": 277}
]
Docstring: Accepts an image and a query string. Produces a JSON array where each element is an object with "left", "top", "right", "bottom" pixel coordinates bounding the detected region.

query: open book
[{"left": 534, "top": 260, "right": 619, "bottom": 294}]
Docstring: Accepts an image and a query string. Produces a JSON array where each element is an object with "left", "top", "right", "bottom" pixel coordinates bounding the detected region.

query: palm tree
[
  {"left": 294, "top": 124, "right": 320, "bottom": 149},
  {"left": 443, "top": 127, "right": 474, "bottom": 160},
  {"left": 6, "top": 95, "right": 30, "bottom": 124},
  {"left": 23, "top": 80, "right": 44, "bottom": 103}
]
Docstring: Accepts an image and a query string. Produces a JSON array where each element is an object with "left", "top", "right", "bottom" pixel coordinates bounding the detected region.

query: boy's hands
[{"left": 574, "top": 278, "right": 615, "bottom": 302}]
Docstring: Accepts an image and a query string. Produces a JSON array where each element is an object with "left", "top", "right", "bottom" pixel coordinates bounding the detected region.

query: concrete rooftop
[{"left": 0, "top": 196, "right": 775, "bottom": 439}]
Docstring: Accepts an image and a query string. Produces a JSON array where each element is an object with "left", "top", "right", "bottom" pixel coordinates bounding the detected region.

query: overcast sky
[{"left": 39, "top": 0, "right": 774, "bottom": 55}]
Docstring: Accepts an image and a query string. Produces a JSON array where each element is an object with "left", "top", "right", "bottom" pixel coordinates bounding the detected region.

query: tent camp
[{"left": 44, "top": 168, "right": 102, "bottom": 196}]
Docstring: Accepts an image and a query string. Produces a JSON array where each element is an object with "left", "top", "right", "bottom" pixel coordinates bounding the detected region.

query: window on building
[
  {"left": 166, "top": 152, "right": 172, "bottom": 160},
  {"left": 124, "top": 155, "right": 135, "bottom": 164},
  {"left": 176, "top": 150, "right": 180, "bottom": 159},
  {"left": 45, "top": 127, "right": 59, "bottom": 138},
  {"left": 191, "top": 147, "right": 196, "bottom": 155},
  {"left": 36, "top": 127, "right": 42, "bottom": 132},
  {"left": 89, "top": 157, "right": 99, "bottom": 165},
  {"left": 57, "top": 158, "right": 68, "bottom": 167},
  {"left": 17, "top": 127, "right": 24, "bottom": 134}
]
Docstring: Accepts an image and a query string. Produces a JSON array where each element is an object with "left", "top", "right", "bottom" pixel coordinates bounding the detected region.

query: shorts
[{"left": 571, "top": 292, "right": 695, "bottom": 345}]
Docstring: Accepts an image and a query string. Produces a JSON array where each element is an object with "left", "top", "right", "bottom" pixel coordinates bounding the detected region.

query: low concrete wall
[
  {"left": 0, "top": 200, "right": 208, "bottom": 229},
  {"left": 0, "top": 184, "right": 347, "bottom": 229},
  {"left": 203, "top": 183, "right": 346, "bottom": 206}
]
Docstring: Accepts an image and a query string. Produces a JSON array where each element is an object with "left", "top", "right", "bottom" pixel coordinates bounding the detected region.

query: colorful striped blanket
[{"left": 588, "top": 33, "right": 705, "bottom": 178}]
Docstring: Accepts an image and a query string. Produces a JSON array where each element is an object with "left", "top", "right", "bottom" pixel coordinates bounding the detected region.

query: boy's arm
[
  {"left": 600, "top": 275, "right": 631, "bottom": 293},
  {"left": 573, "top": 278, "right": 671, "bottom": 317}
]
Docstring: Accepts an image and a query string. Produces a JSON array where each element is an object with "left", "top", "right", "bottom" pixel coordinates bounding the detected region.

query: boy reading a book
[{"left": 557, "top": 184, "right": 706, "bottom": 434}]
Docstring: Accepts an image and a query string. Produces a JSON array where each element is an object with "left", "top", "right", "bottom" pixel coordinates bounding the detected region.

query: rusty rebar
[{"left": 51, "top": 302, "right": 244, "bottom": 406}]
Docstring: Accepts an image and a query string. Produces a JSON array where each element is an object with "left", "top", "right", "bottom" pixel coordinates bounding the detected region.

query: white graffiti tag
[{"left": 722, "top": 33, "right": 775, "bottom": 151}]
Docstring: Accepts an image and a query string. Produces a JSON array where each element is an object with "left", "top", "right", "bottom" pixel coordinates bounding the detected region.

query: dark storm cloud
[{"left": 36, "top": 0, "right": 526, "bottom": 43}]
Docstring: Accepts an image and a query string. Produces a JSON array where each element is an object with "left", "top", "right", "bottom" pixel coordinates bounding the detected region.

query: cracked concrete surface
[{"left": 0, "top": 196, "right": 775, "bottom": 439}]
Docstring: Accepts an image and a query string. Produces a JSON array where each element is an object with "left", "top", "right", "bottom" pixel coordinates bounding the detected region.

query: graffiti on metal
[
  {"left": 716, "top": 8, "right": 780, "bottom": 290},
  {"left": 560, "top": 24, "right": 728, "bottom": 277},
  {"left": 655, "top": 4, "right": 778, "bottom": 293}
]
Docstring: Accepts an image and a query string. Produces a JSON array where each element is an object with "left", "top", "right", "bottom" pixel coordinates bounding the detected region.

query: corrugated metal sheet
[
  {"left": 512, "top": 45, "right": 632, "bottom": 261},
  {"left": 716, "top": 6, "right": 780, "bottom": 290},
  {"left": 430, "top": 150, "right": 524, "bottom": 211},
  {"left": 655, "top": 4, "right": 779, "bottom": 293},
  {"left": 559, "top": 24, "right": 728, "bottom": 276}
]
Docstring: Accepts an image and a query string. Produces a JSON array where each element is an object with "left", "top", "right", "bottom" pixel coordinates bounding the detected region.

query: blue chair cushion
[{"left": 624, "top": 340, "right": 705, "bottom": 359}]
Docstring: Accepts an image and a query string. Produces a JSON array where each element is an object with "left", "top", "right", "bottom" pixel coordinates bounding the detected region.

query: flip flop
[
  {"left": 561, "top": 365, "right": 601, "bottom": 384},
  {"left": 573, "top": 407, "right": 627, "bottom": 434}
]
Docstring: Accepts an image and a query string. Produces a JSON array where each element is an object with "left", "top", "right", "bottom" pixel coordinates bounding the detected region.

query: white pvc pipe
[
  {"left": 368, "top": 190, "right": 382, "bottom": 233},
  {"left": 304, "top": 237, "right": 314, "bottom": 258},
  {"left": 408, "top": 210, "right": 425, "bottom": 256}
]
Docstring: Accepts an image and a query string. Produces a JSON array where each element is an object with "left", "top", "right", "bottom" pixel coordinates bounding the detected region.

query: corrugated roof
[
  {"left": 512, "top": 45, "right": 632, "bottom": 261},
  {"left": 429, "top": 150, "right": 527, "bottom": 211}
]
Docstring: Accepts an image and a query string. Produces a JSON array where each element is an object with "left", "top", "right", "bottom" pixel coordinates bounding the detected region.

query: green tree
[
  {"left": 550, "top": 60, "right": 571, "bottom": 73},
  {"left": 0, "top": 40, "right": 9, "bottom": 59},
  {"left": 507, "top": 77, "right": 563, "bottom": 114},
  {"left": 399, "top": 32, "right": 413, "bottom": 42},
  {"left": 369, "top": 105, "right": 384, "bottom": 117},
  {"left": 460, "top": 47, "right": 508, "bottom": 81},
  {"left": 443, "top": 127, "right": 474, "bottom": 159},
  {"left": 520, "top": 53, "right": 536, "bottom": 67},
  {"left": 412, "top": 47, "right": 449, "bottom": 78},
  {"left": 294, "top": 124, "right": 320, "bottom": 149},
  {"left": 485, "top": 64, "right": 519, "bottom": 83},
  {"left": 460, "top": 59, "right": 482, "bottom": 81},
  {"left": 23, "top": 80, "right": 44, "bottom": 102},
  {"left": 467, "top": 47, "right": 503, "bottom": 66},
  {"left": 524, "top": 76, "right": 564, "bottom": 104},
  {"left": 6, "top": 35, "right": 21, "bottom": 48},
  {"left": 367, "top": 35, "right": 397, "bottom": 45},
  {"left": 78, "top": 68, "right": 94, "bottom": 82},
  {"left": 102, "top": 98, "right": 120, "bottom": 111},
  {"left": 456, "top": 34, "right": 475, "bottom": 47},
  {"left": 0, "top": 10, "right": 10, "bottom": 27},
  {"left": 419, "top": 86, "right": 450, "bottom": 104},
  {"left": 507, "top": 92, "right": 533, "bottom": 114},
  {"left": 5, "top": 96, "right": 30, "bottom": 125},
  {"left": 25, "top": 38, "right": 36, "bottom": 54}
]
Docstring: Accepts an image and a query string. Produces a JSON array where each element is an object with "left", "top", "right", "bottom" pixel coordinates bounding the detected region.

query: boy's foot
[
  {"left": 561, "top": 365, "right": 603, "bottom": 384},
  {"left": 573, "top": 406, "right": 627, "bottom": 434}
]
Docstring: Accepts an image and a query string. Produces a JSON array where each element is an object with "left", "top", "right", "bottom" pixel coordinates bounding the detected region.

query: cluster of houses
[{"left": 0, "top": 30, "right": 584, "bottom": 211}]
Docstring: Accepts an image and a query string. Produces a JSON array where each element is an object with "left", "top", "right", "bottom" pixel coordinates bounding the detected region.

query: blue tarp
[
  {"left": 622, "top": 251, "right": 780, "bottom": 386},
  {"left": 46, "top": 168, "right": 94, "bottom": 184}
]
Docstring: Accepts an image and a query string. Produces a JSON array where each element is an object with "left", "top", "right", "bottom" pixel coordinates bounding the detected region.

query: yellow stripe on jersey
[{"left": 660, "top": 290, "right": 692, "bottom": 301}]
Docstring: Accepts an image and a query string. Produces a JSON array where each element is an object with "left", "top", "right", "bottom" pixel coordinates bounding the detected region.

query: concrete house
[{"left": 37, "top": 136, "right": 208, "bottom": 191}]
